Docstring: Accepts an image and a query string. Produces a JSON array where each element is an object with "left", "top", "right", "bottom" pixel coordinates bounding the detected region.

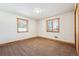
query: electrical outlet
[{"left": 54, "top": 36, "right": 58, "bottom": 38}]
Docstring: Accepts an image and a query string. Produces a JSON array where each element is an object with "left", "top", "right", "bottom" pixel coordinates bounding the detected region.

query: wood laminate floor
[{"left": 0, "top": 37, "right": 76, "bottom": 56}]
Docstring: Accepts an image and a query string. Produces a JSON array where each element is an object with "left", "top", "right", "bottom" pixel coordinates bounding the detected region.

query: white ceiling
[{"left": 0, "top": 3, "right": 74, "bottom": 20}]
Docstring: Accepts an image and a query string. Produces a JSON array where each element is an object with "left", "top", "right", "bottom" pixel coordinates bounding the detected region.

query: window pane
[
  {"left": 17, "top": 18, "right": 28, "bottom": 33},
  {"left": 47, "top": 20, "right": 53, "bottom": 31},
  {"left": 53, "top": 18, "right": 59, "bottom": 32}
]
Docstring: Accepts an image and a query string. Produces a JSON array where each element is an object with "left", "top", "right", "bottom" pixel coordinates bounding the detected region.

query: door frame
[{"left": 74, "top": 3, "right": 79, "bottom": 55}]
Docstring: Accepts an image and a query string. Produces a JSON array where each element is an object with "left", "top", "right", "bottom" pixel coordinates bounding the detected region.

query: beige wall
[
  {"left": 38, "top": 11, "right": 75, "bottom": 44},
  {"left": 0, "top": 11, "right": 37, "bottom": 44},
  {"left": 0, "top": 11, "right": 74, "bottom": 44}
]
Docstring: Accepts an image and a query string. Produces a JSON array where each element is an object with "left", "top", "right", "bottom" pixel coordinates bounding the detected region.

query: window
[
  {"left": 17, "top": 18, "right": 28, "bottom": 33},
  {"left": 46, "top": 18, "right": 59, "bottom": 32}
]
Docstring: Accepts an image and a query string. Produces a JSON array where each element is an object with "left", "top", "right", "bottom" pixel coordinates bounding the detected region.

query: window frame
[
  {"left": 46, "top": 18, "right": 60, "bottom": 32},
  {"left": 17, "top": 18, "right": 28, "bottom": 33}
]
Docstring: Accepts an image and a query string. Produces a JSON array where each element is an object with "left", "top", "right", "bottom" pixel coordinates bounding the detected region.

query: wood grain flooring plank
[
  {"left": 0, "top": 37, "right": 76, "bottom": 56},
  {"left": 0, "top": 47, "right": 2, "bottom": 56}
]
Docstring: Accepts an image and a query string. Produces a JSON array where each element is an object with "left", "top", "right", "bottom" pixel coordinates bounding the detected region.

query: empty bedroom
[{"left": 0, "top": 3, "right": 79, "bottom": 56}]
